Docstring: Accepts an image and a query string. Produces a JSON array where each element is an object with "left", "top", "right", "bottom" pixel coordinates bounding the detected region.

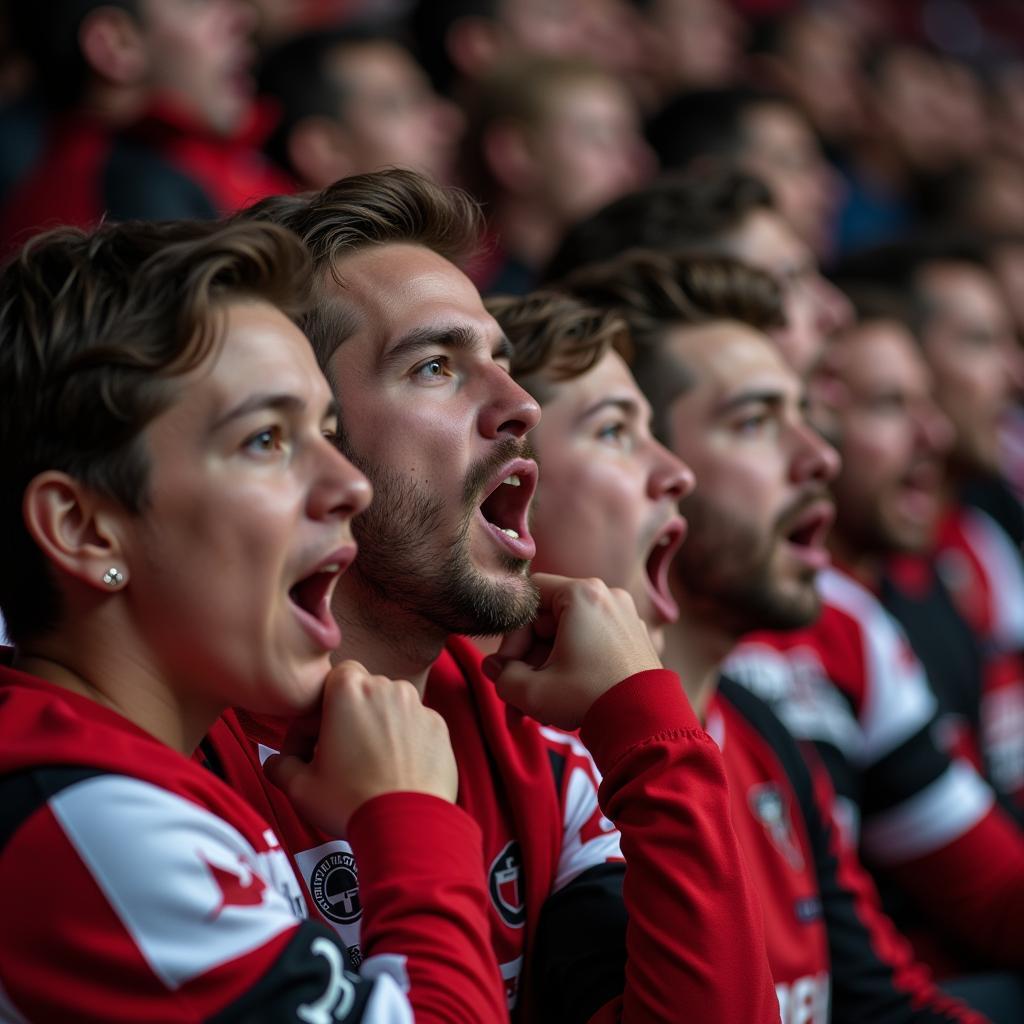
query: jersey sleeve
[
  {"left": 577, "top": 669, "right": 779, "bottom": 1024},
  {"left": 0, "top": 767, "right": 414, "bottom": 1023}
]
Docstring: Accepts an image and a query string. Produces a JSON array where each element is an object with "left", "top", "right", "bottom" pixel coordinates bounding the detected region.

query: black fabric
[
  {"left": 103, "top": 136, "right": 218, "bottom": 222},
  {"left": 961, "top": 475, "right": 1024, "bottom": 553},
  {"left": 0, "top": 765, "right": 104, "bottom": 854},
  {"left": 532, "top": 862, "right": 628, "bottom": 1024},
  {"left": 206, "top": 919, "right": 374, "bottom": 1023}
]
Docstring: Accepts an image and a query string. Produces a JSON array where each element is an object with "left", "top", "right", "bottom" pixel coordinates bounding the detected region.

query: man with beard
[
  {"left": 718, "top": 309, "right": 1024, "bottom": 1002},
  {"left": 206, "top": 169, "right": 779, "bottom": 1024},
  {"left": 500, "top": 259, "right": 988, "bottom": 1023}
]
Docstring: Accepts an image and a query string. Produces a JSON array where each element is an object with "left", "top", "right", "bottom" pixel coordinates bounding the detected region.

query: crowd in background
[{"left": 3, "top": 1, "right": 1024, "bottom": 1022}]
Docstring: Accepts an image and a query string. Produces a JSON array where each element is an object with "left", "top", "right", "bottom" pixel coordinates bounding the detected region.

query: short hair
[
  {"left": 486, "top": 291, "right": 631, "bottom": 404},
  {"left": 462, "top": 55, "right": 618, "bottom": 204},
  {"left": 543, "top": 169, "right": 774, "bottom": 282},
  {"left": 11, "top": 0, "right": 139, "bottom": 109},
  {"left": 0, "top": 218, "right": 312, "bottom": 642},
  {"left": 259, "top": 23, "right": 406, "bottom": 178},
  {"left": 239, "top": 168, "right": 483, "bottom": 373},
  {"left": 645, "top": 86, "right": 789, "bottom": 172},
  {"left": 558, "top": 249, "right": 784, "bottom": 440}
]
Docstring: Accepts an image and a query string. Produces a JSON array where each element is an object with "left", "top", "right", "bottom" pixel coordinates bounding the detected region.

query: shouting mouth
[
  {"left": 477, "top": 458, "right": 538, "bottom": 560},
  {"left": 644, "top": 517, "right": 688, "bottom": 623},
  {"left": 287, "top": 546, "right": 356, "bottom": 650},
  {"left": 780, "top": 498, "right": 834, "bottom": 571}
]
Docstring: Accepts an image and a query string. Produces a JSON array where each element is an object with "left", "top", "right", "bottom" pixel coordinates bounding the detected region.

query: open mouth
[
  {"left": 781, "top": 499, "right": 834, "bottom": 570},
  {"left": 644, "top": 518, "right": 687, "bottom": 624},
  {"left": 477, "top": 458, "right": 538, "bottom": 560},
  {"left": 287, "top": 547, "right": 355, "bottom": 651}
]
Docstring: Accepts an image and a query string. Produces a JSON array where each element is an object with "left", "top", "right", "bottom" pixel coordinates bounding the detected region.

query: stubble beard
[
  {"left": 674, "top": 492, "right": 822, "bottom": 634},
  {"left": 337, "top": 436, "right": 540, "bottom": 637}
]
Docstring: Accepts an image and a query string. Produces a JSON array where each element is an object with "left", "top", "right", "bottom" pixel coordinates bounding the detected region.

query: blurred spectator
[
  {"left": 2, "top": 0, "right": 291, "bottom": 253},
  {"left": 646, "top": 86, "right": 842, "bottom": 261},
  {"left": 259, "top": 23, "right": 462, "bottom": 188},
  {"left": 465, "top": 55, "right": 650, "bottom": 295},
  {"left": 546, "top": 170, "right": 851, "bottom": 375}
]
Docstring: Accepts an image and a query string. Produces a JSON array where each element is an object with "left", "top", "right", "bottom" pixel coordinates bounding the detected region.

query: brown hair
[
  {"left": 557, "top": 249, "right": 784, "bottom": 439},
  {"left": 486, "top": 291, "right": 631, "bottom": 404},
  {"left": 239, "top": 169, "right": 483, "bottom": 374},
  {"left": 0, "top": 219, "right": 312, "bottom": 643}
]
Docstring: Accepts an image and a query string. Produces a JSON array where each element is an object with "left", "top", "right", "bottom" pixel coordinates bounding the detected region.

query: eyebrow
[
  {"left": 713, "top": 388, "right": 786, "bottom": 417},
  {"left": 210, "top": 392, "right": 339, "bottom": 433},
  {"left": 576, "top": 396, "right": 643, "bottom": 426},
  {"left": 378, "top": 323, "right": 513, "bottom": 372}
]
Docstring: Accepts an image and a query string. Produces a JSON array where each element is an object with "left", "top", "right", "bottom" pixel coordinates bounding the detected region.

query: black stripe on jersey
[
  {"left": 861, "top": 725, "right": 951, "bottom": 819},
  {"left": 0, "top": 766, "right": 104, "bottom": 855},
  {"left": 547, "top": 747, "right": 567, "bottom": 799},
  {"left": 198, "top": 735, "right": 229, "bottom": 783},
  {"left": 532, "top": 862, "right": 627, "bottom": 1024},
  {"left": 719, "top": 677, "right": 979, "bottom": 1024},
  {"left": 206, "top": 920, "right": 373, "bottom": 1023}
]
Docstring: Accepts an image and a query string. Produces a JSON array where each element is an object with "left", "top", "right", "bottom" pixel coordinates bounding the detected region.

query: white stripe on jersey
[
  {"left": 49, "top": 774, "right": 303, "bottom": 989},
  {"left": 539, "top": 726, "right": 623, "bottom": 891},
  {"left": 818, "top": 569, "right": 938, "bottom": 762},
  {"left": 859, "top": 759, "right": 994, "bottom": 864},
  {"left": 959, "top": 506, "right": 1024, "bottom": 649}
]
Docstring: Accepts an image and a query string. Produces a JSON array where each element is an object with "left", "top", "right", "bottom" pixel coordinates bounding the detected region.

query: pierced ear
[
  {"left": 79, "top": 6, "right": 148, "bottom": 87},
  {"left": 22, "top": 472, "right": 129, "bottom": 593},
  {"left": 287, "top": 116, "right": 354, "bottom": 190}
]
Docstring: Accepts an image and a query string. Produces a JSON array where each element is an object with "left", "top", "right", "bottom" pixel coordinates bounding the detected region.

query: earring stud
[{"left": 102, "top": 567, "right": 124, "bottom": 587}]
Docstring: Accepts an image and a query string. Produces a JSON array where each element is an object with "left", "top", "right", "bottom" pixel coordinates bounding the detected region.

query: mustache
[{"left": 464, "top": 436, "right": 537, "bottom": 505}]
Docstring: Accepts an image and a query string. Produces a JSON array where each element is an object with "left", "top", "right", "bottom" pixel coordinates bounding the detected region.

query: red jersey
[
  {"left": 712, "top": 680, "right": 985, "bottom": 1024},
  {"left": 727, "top": 567, "right": 1024, "bottom": 975},
  {"left": 208, "top": 636, "right": 780, "bottom": 1023},
  {"left": 934, "top": 503, "right": 1024, "bottom": 808},
  {"left": 0, "top": 664, "right": 506, "bottom": 1023}
]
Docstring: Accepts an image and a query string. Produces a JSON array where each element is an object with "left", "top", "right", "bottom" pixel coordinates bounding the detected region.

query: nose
[
  {"left": 791, "top": 420, "right": 841, "bottom": 484},
  {"left": 648, "top": 440, "right": 696, "bottom": 502},
  {"left": 311, "top": 439, "right": 373, "bottom": 522},
  {"left": 478, "top": 366, "right": 542, "bottom": 439}
]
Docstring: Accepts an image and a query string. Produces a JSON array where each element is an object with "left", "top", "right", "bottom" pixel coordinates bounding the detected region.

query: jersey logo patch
[
  {"left": 488, "top": 840, "right": 525, "bottom": 929},
  {"left": 203, "top": 854, "right": 268, "bottom": 919},
  {"left": 310, "top": 850, "right": 362, "bottom": 925},
  {"left": 748, "top": 783, "right": 804, "bottom": 871}
]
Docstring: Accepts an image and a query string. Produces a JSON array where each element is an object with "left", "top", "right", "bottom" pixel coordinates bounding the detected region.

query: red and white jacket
[
  {"left": 208, "top": 636, "right": 780, "bottom": 1023},
  {"left": 0, "top": 664, "right": 506, "bottom": 1023},
  {"left": 726, "top": 567, "right": 1024, "bottom": 975}
]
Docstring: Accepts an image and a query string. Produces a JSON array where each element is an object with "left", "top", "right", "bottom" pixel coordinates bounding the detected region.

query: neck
[
  {"left": 80, "top": 81, "right": 148, "bottom": 126},
  {"left": 13, "top": 614, "right": 213, "bottom": 755},
  {"left": 330, "top": 579, "right": 445, "bottom": 696},
  {"left": 827, "top": 529, "right": 881, "bottom": 591},
  {"left": 660, "top": 598, "right": 738, "bottom": 722},
  {"left": 492, "top": 198, "right": 564, "bottom": 273}
]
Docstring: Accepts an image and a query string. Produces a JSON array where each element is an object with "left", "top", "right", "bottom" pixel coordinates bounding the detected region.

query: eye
[
  {"left": 244, "top": 425, "right": 284, "bottom": 454},
  {"left": 734, "top": 412, "right": 770, "bottom": 435},
  {"left": 597, "top": 420, "right": 630, "bottom": 446},
  {"left": 413, "top": 356, "right": 450, "bottom": 382}
]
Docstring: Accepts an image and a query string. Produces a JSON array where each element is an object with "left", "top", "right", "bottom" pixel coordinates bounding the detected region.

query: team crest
[
  {"left": 488, "top": 841, "right": 525, "bottom": 929},
  {"left": 748, "top": 783, "right": 804, "bottom": 871},
  {"left": 310, "top": 850, "right": 362, "bottom": 924}
]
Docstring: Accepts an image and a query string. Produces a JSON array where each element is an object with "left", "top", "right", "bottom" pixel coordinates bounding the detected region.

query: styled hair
[
  {"left": 0, "top": 218, "right": 312, "bottom": 642},
  {"left": 558, "top": 249, "right": 784, "bottom": 439},
  {"left": 543, "top": 169, "right": 774, "bottom": 282},
  {"left": 486, "top": 291, "right": 631, "bottom": 404},
  {"left": 239, "top": 168, "right": 483, "bottom": 371}
]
